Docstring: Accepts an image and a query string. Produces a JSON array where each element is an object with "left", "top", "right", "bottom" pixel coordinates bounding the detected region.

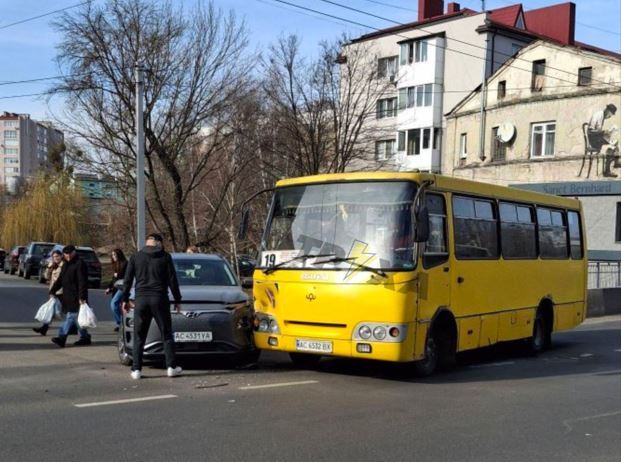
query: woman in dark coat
[
  {"left": 49, "top": 245, "right": 91, "bottom": 348},
  {"left": 105, "top": 248, "right": 128, "bottom": 332}
]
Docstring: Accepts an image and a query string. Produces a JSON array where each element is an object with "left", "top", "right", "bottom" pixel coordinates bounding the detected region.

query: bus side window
[
  {"left": 423, "top": 193, "right": 448, "bottom": 268},
  {"left": 499, "top": 202, "right": 537, "bottom": 259},
  {"left": 537, "top": 207, "right": 569, "bottom": 259},
  {"left": 567, "top": 211, "right": 583, "bottom": 259},
  {"left": 453, "top": 195, "right": 499, "bottom": 259}
]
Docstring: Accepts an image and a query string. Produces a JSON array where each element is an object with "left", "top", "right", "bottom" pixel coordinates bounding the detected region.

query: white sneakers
[
  {"left": 167, "top": 366, "right": 183, "bottom": 377},
  {"left": 129, "top": 367, "right": 182, "bottom": 379}
]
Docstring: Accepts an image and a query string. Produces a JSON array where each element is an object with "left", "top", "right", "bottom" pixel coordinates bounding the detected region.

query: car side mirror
[
  {"left": 238, "top": 208, "right": 250, "bottom": 240},
  {"left": 414, "top": 206, "right": 430, "bottom": 243}
]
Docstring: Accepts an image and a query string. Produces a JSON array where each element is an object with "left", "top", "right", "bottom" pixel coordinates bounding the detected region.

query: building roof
[{"left": 487, "top": 4, "right": 523, "bottom": 28}]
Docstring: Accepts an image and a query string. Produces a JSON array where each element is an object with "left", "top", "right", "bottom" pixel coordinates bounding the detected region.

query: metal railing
[{"left": 588, "top": 261, "right": 621, "bottom": 289}]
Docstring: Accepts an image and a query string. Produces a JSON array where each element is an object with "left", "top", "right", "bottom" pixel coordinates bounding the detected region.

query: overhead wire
[
  {"left": 314, "top": 0, "right": 621, "bottom": 89},
  {"left": 0, "top": 1, "right": 91, "bottom": 31}
]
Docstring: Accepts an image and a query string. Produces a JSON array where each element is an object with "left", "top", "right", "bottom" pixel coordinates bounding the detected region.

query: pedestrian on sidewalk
[
  {"left": 49, "top": 245, "right": 92, "bottom": 348},
  {"left": 33, "top": 250, "right": 64, "bottom": 336},
  {"left": 122, "top": 233, "right": 182, "bottom": 380},
  {"left": 105, "top": 248, "right": 127, "bottom": 332}
]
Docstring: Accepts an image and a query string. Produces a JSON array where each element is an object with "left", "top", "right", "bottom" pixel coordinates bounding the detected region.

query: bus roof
[{"left": 275, "top": 172, "right": 581, "bottom": 210}]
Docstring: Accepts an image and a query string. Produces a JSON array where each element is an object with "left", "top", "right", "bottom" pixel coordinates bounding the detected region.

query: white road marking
[
  {"left": 579, "top": 353, "right": 594, "bottom": 358},
  {"left": 614, "top": 349, "right": 621, "bottom": 353},
  {"left": 469, "top": 361, "right": 515, "bottom": 369},
  {"left": 562, "top": 410, "right": 621, "bottom": 433},
  {"left": 239, "top": 380, "right": 319, "bottom": 390},
  {"left": 74, "top": 394, "right": 177, "bottom": 408}
]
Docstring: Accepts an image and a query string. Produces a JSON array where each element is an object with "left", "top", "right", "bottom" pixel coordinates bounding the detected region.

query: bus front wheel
[
  {"left": 413, "top": 332, "right": 439, "bottom": 377},
  {"left": 289, "top": 353, "right": 321, "bottom": 369}
]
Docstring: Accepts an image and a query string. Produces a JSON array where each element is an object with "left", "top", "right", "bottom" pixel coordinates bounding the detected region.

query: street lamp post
[{"left": 135, "top": 64, "right": 146, "bottom": 249}]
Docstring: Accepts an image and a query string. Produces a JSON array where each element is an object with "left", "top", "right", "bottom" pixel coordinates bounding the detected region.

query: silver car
[{"left": 118, "top": 253, "right": 258, "bottom": 366}]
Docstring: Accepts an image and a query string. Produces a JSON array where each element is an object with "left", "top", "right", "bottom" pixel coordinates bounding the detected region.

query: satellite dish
[{"left": 497, "top": 122, "right": 515, "bottom": 143}]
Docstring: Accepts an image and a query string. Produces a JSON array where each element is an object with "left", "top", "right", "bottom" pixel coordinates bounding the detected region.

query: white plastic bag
[
  {"left": 35, "top": 298, "right": 56, "bottom": 324},
  {"left": 78, "top": 302, "right": 97, "bottom": 328}
]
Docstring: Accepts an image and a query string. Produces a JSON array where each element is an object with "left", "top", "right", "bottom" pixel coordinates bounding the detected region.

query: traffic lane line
[
  {"left": 74, "top": 394, "right": 178, "bottom": 408},
  {"left": 239, "top": 380, "right": 319, "bottom": 390}
]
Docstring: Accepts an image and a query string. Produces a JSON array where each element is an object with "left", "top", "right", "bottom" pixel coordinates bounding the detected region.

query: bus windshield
[{"left": 261, "top": 181, "right": 416, "bottom": 270}]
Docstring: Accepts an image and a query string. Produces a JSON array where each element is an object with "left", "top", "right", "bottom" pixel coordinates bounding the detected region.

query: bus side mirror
[
  {"left": 414, "top": 206, "right": 430, "bottom": 242},
  {"left": 238, "top": 208, "right": 250, "bottom": 240}
]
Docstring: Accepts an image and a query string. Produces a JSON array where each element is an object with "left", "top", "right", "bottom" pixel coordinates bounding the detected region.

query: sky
[{"left": 0, "top": 0, "right": 620, "bottom": 121}]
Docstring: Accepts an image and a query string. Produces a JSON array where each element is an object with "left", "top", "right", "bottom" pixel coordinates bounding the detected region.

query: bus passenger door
[{"left": 415, "top": 193, "right": 451, "bottom": 360}]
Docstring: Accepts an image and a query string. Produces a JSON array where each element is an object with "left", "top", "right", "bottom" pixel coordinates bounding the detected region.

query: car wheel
[
  {"left": 118, "top": 329, "right": 133, "bottom": 367},
  {"left": 38, "top": 269, "right": 46, "bottom": 284},
  {"left": 289, "top": 352, "right": 321, "bottom": 369},
  {"left": 23, "top": 266, "right": 31, "bottom": 280}
]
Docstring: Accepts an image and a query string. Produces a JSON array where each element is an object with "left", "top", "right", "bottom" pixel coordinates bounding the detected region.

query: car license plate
[
  {"left": 295, "top": 339, "right": 332, "bottom": 353},
  {"left": 174, "top": 332, "right": 213, "bottom": 342}
]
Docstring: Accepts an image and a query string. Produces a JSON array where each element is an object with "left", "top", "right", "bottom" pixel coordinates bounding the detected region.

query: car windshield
[
  {"left": 33, "top": 245, "right": 54, "bottom": 256},
  {"left": 174, "top": 258, "right": 237, "bottom": 286},
  {"left": 261, "top": 181, "right": 417, "bottom": 270}
]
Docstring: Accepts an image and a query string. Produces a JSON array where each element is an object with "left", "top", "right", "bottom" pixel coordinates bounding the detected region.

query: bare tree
[
  {"left": 261, "top": 34, "right": 390, "bottom": 176},
  {"left": 51, "top": 0, "right": 252, "bottom": 250}
]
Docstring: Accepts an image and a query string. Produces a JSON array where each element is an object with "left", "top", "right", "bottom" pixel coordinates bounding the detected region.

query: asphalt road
[{"left": 1, "top": 271, "right": 620, "bottom": 462}]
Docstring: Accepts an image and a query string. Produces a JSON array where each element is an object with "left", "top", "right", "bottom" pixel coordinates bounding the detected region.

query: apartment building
[
  {"left": 0, "top": 112, "right": 64, "bottom": 192},
  {"left": 345, "top": 0, "right": 607, "bottom": 172}
]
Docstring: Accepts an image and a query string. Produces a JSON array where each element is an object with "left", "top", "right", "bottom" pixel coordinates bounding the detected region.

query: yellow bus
[{"left": 244, "top": 172, "right": 587, "bottom": 375}]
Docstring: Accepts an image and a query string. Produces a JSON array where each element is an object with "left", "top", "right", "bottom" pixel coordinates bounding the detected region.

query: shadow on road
[{"left": 309, "top": 327, "right": 621, "bottom": 384}]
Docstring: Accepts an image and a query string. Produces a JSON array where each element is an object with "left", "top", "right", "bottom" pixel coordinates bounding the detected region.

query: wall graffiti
[{"left": 579, "top": 103, "right": 619, "bottom": 178}]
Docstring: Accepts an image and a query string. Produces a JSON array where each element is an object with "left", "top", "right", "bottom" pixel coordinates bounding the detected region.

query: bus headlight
[
  {"left": 373, "top": 326, "right": 387, "bottom": 340},
  {"left": 358, "top": 325, "right": 372, "bottom": 339}
]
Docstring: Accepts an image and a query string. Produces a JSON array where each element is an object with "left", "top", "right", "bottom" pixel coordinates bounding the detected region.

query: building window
[
  {"left": 375, "top": 139, "right": 396, "bottom": 161},
  {"left": 531, "top": 59, "right": 545, "bottom": 92},
  {"left": 415, "top": 40, "right": 428, "bottom": 62},
  {"left": 5, "top": 158, "right": 19, "bottom": 164},
  {"left": 400, "top": 42, "right": 414, "bottom": 65},
  {"left": 407, "top": 129, "right": 421, "bottom": 155},
  {"left": 399, "top": 84, "right": 433, "bottom": 109},
  {"left": 377, "top": 56, "right": 398, "bottom": 79},
  {"left": 459, "top": 133, "right": 467, "bottom": 159},
  {"left": 398, "top": 131, "right": 406, "bottom": 151},
  {"left": 531, "top": 122, "right": 555, "bottom": 157},
  {"left": 3, "top": 120, "right": 18, "bottom": 127},
  {"left": 422, "top": 128, "right": 431, "bottom": 150},
  {"left": 433, "top": 127, "right": 441, "bottom": 150},
  {"left": 578, "top": 67, "right": 592, "bottom": 86},
  {"left": 4, "top": 148, "right": 18, "bottom": 155},
  {"left": 4, "top": 130, "right": 17, "bottom": 140},
  {"left": 497, "top": 80, "right": 506, "bottom": 99},
  {"left": 4, "top": 167, "right": 19, "bottom": 174},
  {"left": 511, "top": 43, "right": 522, "bottom": 55},
  {"left": 376, "top": 98, "right": 398, "bottom": 119},
  {"left": 491, "top": 127, "right": 506, "bottom": 162},
  {"left": 615, "top": 202, "right": 621, "bottom": 242}
]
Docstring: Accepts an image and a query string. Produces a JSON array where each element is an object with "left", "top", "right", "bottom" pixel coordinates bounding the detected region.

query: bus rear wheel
[
  {"left": 289, "top": 353, "right": 321, "bottom": 369},
  {"left": 525, "top": 311, "right": 546, "bottom": 356}
]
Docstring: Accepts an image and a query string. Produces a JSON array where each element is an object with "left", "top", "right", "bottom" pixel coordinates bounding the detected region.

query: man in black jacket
[
  {"left": 49, "top": 245, "right": 91, "bottom": 348},
  {"left": 122, "top": 233, "right": 182, "bottom": 380}
]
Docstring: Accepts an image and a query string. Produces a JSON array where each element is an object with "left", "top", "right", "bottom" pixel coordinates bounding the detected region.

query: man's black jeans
[{"left": 132, "top": 296, "right": 176, "bottom": 371}]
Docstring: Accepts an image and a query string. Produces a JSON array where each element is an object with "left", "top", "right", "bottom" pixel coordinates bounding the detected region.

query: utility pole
[
  {"left": 478, "top": 0, "right": 488, "bottom": 161},
  {"left": 135, "top": 64, "right": 146, "bottom": 248}
]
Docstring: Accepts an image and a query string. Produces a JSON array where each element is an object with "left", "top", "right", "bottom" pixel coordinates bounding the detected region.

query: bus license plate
[
  {"left": 295, "top": 339, "right": 332, "bottom": 353},
  {"left": 174, "top": 332, "right": 213, "bottom": 342}
]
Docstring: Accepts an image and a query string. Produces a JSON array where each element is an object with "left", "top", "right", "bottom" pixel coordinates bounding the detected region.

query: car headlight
[
  {"left": 358, "top": 325, "right": 372, "bottom": 340},
  {"left": 373, "top": 326, "right": 387, "bottom": 340}
]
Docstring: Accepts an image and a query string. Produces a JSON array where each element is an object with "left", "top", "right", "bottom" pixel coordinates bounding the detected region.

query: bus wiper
[
  {"left": 312, "top": 256, "right": 387, "bottom": 278},
  {"left": 262, "top": 253, "right": 336, "bottom": 275}
]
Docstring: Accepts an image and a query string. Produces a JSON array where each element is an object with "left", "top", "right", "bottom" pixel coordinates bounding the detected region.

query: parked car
[
  {"left": 4, "top": 246, "right": 25, "bottom": 275},
  {"left": 0, "top": 249, "right": 5, "bottom": 271},
  {"left": 18, "top": 242, "right": 58, "bottom": 279},
  {"left": 38, "top": 244, "right": 102, "bottom": 288},
  {"left": 118, "top": 253, "right": 258, "bottom": 367}
]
